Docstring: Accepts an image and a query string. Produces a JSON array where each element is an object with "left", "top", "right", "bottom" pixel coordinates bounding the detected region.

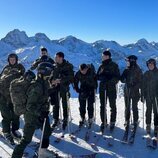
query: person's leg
[
  {"left": 108, "top": 90, "right": 117, "bottom": 124},
  {"left": 145, "top": 98, "right": 152, "bottom": 134},
  {"left": 41, "top": 116, "right": 51, "bottom": 148},
  {"left": 124, "top": 96, "right": 131, "bottom": 125},
  {"left": 52, "top": 91, "right": 60, "bottom": 121},
  {"left": 79, "top": 95, "right": 86, "bottom": 120},
  {"left": 61, "top": 92, "right": 68, "bottom": 121},
  {"left": 1, "top": 102, "right": 12, "bottom": 134},
  {"left": 153, "top": 98, "right": 158, "bottom": 136},
  {"left": 132, "top": 98, "right": 139, "bottom": 124},
  {"left": 87, "top": 92, "right": 94, "bottom": 120},
  {"left": 11, "top": 123, "right": 35, "bottom": 158}
]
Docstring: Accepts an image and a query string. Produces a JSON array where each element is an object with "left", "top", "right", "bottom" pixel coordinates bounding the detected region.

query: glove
[
  {"left": 42, "top": 111, "right": 49, "bottom": 118},
  {"left": 38, "top": 111, "right": 49, "bottom": 122},
  {"left": 75, "top": 88, "right": 81, "bottom": 93}
]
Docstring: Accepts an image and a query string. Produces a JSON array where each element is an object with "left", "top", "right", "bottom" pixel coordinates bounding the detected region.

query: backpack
[
  {"left": 0, "top": 73, "right": 21, "bottom": 101},
  {"left": 10, "top": 77, "right": 31, "bottom": 116}
]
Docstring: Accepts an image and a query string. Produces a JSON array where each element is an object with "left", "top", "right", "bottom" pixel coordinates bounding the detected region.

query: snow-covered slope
[
  {"left": 0, "top": 29, "right": 158, "bottom": 72},
  {"left": 0, "top": 93, "right": 158, "bottom": 158}
]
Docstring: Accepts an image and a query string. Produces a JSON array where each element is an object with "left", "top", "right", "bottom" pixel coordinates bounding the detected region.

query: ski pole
[
  {"left": 142, "top": 100, "right": 145, "bottom": 130},
  {"left": 127, "top": 88, "right": 133, "bottom": 126},
  {"left": 66, "top": 92, "right": 72, "bottom": 135},
  {"left": 155, "top": 97, "right": 158, "bottom": 117},
  {"left": 130, "top": 99, "right": 133, "bottom": 126},
  {"left": 94, "top": 89, "right": 97, "bottom": 123},
  {"left": 104, "top": 89, "right": 107, "bottom": 127},
  {"left": 38, "top": 118, "right": 46, "bottom": 158},
  {"left": 58, "top": 91, "right": 62, "bottom": 121}
]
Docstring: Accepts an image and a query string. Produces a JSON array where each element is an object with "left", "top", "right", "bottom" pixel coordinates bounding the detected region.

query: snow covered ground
[{"left": 0, "top": 92, "right": 158, "bottom": 158}]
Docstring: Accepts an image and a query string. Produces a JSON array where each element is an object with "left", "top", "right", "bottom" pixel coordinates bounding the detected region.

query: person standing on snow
[
  {"left": 0, "top": 53, "right": 25, "bottom": 144},
  {"left": 30, "top": 47, "right": 54, "bottom": 70},
  {"left": 49, "top": 52, "right": 74, "bottom": 131},
  {"left": 11, "top": 63, "right": 55, "bottom": 158},
  {"left": 74, "top": 63, "right": 97, "bottom": 127},
  {"left": 142, "top": 58, "right": 158, "bottom": 136},
  {"left": 120, "top": 55, "right": 143, "bottom": 134},
  {"left": 97, "top": 50, "right": 120, "bottom": 132}
]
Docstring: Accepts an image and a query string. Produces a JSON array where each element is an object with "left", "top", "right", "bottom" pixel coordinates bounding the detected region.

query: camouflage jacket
[
  {"left": 49, "top": 59, "right": 74, "bottom": 92},
  {"left": 31, "top": 56, "right": 54, "bottom": 70},
  {"left": 0, "top": 63, "right": 25, "bottom": 101},
  {"left": 25, "top": 77, "right": 50, "bottom": 117},
  {"left": 0, "top": 63, "right": 25, "bottom": 78}
]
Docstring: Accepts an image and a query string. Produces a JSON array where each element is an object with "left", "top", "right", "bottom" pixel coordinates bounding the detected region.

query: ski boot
[
  {"left": 51, "top": 119, "right": 59, "bottom": 131},
  {"left": 109, "top": 122, "right": 115, "bottom": 132},
  {"left": 88, "top": 118, "right": 93, "bottom": 129},
  {"left": 12, "top": 130, "right": 22, "bottom": 139},
  {"left": 152, "top": 126, "right": 158, "bottom": 149},
  {"left": 79, "top": 118, "right": 85, "bottom": 128},
  {"left": 122, "top": 122, "right": 129, "bottom": 143},
  {"left": 146, "top": 124, "right": 151, "bottom": 135},
  {"left": 100, "top": 123, "right": 105, "bottom": 133},
  {"left": 3, "top": 132, "right": 15, "bottom": 145}
]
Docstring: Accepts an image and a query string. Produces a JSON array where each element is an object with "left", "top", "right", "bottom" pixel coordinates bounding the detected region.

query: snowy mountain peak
[
  {"left": 58, "top": 35, "right": 82, "bottom": 44},
  {"left": 34, "top": 33, "right": 51, "bottom": 41},
  {"left": 1, "top": 29, "right": 29, "bottom": 48},
  {"left": 136, "top": 38, "right": 149, "bottom": 45}
]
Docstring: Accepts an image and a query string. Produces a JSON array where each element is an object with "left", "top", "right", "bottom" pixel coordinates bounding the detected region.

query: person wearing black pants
[
  {"left": 121, "top": 55, "right": 143, "bottom": 133},
  {"left": 74, "top": 63, "right": 97, "bottom": 126},
  {"left": 143, "top": 58, "right": 158, "bottom": 136}
]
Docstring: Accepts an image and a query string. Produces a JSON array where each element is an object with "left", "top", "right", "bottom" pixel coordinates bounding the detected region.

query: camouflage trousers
[
  {"left": 11, "top": 115, "right": 51, "bottom": 158},
  {"left": 0, "top": 95, "right": 19, "bottom": 133}
]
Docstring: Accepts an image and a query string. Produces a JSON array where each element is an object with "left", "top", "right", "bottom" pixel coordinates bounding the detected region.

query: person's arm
[
  {"left": 30, "top": 59, "right": 40, "bottom": 70},
  {"left": 97, "top": 66, "right": 105, "bottom": 81},
  {"left": 0, "top": 65, "right": 7, "bottom": 78},
  {"left": 74, "top": 72, "right": 80, "bottom": 93},
  {"left": 26, "top": 84, "right": 42, "bottom": 116},
  {"left": 19, "top": 64, "right": 25, "bottom": 75},
  {"left": 120, "top": 69, "right": 128, "bottom": 83}
]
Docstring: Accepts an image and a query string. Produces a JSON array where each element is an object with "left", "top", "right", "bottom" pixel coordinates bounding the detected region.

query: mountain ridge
[{"left": 0, "top": 29, "right": 158, "bottom": 72}]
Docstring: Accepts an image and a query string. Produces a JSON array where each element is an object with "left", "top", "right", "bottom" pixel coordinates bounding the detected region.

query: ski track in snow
[{"left": 0, "top": 96, "right": 158, "bottom": 158}]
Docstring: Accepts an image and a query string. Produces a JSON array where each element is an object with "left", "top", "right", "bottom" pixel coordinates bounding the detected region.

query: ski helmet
[
  {"left": 37, "top": 62, "right": 54, "bottom": 76},
  {"left": 24, "top": 70, "right": 36, "bottom": 81}
]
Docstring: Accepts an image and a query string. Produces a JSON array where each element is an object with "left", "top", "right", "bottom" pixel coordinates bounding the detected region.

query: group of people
[{"left": 0, "top": 47, "right": 158, "bottom": 157}]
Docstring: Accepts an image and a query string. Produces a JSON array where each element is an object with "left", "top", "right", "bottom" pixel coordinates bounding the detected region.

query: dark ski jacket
[
  {"left": 74, "top": 65, "right": 98, "bottom": 93},
  {"left": 120, "top": 64, "right": 142, "bottom": 99},
  {"left": 97, "top": 59, "right": 120, "bottom": 93},
  {"left": 142, "top": 68, "right": 158, "bottom": 100}
]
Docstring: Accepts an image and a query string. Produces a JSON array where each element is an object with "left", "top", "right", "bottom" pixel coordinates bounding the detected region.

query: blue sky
[{"left": 0, "top": 0, "right": 157, "bottom": 44}]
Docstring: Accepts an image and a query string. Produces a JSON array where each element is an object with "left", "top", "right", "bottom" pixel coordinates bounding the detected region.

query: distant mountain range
[{"left": 0, "top": 29, "right": 158, "bottom": 72}]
